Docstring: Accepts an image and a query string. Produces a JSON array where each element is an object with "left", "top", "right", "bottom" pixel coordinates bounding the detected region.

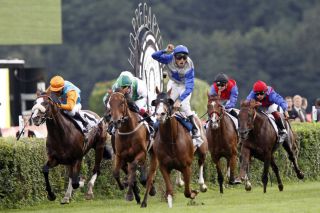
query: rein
[{"left": 117, "top": 122, "right": 144, "bottom": 135}]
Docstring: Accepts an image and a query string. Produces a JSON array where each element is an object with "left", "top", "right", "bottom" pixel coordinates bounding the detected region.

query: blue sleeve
[
  {"left": 225, "top": 85, "right": 238, "bottom": 109},
  {"left": 269, "top": 91, "right": 288, "bottom": 111},
  {"left": 209, "top": 85, "right": 217, "bottom": 96},
  {"left": 179, "top": 68, "right": 195, "bottom": 101},
  {"left": 152, "top": 50, "right": 173, "bottom": 64},
  {"left": 246, "top": 90, "right": 256, "bottom": 101}
]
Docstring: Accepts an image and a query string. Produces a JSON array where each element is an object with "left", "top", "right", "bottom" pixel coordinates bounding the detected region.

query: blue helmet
[{"left": 173, "top": 45, "right": 189, "bottom": 55}]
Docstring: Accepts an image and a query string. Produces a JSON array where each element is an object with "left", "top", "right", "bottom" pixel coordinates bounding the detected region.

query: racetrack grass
[{"left": 5, "top": 181, "right": 319, "bottom": 213}]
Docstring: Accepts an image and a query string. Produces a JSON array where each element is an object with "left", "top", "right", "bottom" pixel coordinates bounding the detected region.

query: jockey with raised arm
[
  {"left": 246, "top": 80, "right": 289, "bottom": 143},
  {"left": 103, "top": 71, "right": 154, "bottom": 135},
  {"left": 209, "top": 73, "right": 239, "bottom": 119},
  {"left": 152, "top": 44, "right": 201, "bottom": 139},
  {"left": 47, "top": 75, "right": 89, "bottom": 137}
]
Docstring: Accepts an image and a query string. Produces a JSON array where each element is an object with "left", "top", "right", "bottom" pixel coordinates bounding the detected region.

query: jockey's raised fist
[{"left": 166, "top": 44, "right": 174, "bottom": 53}]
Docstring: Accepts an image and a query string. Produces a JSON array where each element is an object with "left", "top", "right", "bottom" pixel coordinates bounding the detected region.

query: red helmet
[{"left": 253, "top": 80, "right": 267, "bottom": 92}]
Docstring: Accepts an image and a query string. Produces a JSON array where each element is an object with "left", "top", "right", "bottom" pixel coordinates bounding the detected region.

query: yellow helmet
[{"left": 50, "top": 75, "right": 65, "bottom": 92}]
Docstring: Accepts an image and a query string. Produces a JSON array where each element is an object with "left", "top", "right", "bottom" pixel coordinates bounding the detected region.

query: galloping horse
[
  {"left": 238, "top": 100, "right": 304, "bottom": 193},
  {"left": 31, "top": 92, "right": 108, "bottom": 203},
  {"left": 206, "top": 94, "right": 239, "bottom": 193},
  {"left": 141, "top": 88, "right": 208, "bottom": 208},
  {"left": 107, "top": 91, "right": 152, "bottom": 204}
]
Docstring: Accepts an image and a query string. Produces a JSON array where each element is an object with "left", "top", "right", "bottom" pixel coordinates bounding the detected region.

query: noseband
[
  {"left": 207, "top": 100, "right": 224, "bottom": 124},
  {"left": 32, "top": 95, "right": 56, "bottom": 124}
]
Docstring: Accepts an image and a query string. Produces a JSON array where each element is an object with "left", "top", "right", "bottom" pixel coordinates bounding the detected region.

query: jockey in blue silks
[
  {"left": 152, "top": 44, "right": 201, "bottom": 139},
  {"left": 246, "top": 80, "right": 289, "bottom": 143}
]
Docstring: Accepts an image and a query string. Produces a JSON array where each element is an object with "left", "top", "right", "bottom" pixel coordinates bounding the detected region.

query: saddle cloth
[
  {"left": 261, "top": 112, "right": 278, "bottom": 134},
  {"left": 226, "top": 112, "right": 238, "bottom": 130},
  {"left": 72, "top": 111, "right": 99, "bottom": 133}
]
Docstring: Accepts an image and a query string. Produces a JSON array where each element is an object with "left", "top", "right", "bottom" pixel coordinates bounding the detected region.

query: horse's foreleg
[
  {"left": 262, "top": 160, "right": 270, "bottom": 193},
  {"left": 239, "top": 147, "right": 251, "bottom": 191},
  {"left": 182, "top": 166, "right": 198, "bottom": 199},
  {"left": 71, "top": 160, "right": 82, "bottom": 189},
  {"left": 42, "top": 159, "right": 58, "bottom": 201},
  {"left": 141, "top": 152, "right": 158, "bottom": 208},
  {"left": 86, "top": 145, "right": 104, "bottom": 200},
  {"left": 270, "top": 156, "right": 283, "bottom": 191},
  {"left": 113, "top": 155, "right": 125, "bottom": 190},
  {"left": 197, "top": 147, "right": 207, "bottom": 192},
  {"left": 282, "top": 137, "right": 304, "bottom": 180},
  {"left": 61, "top": 178, "right": 72, "bottom": 204},
  {"left": 228, "top": 154, "right": 239, "bottom": 184},
  {"left": 215, "top": 160, "right": 224, "bottom": 194},
  {"left": 159, "top": 165, "right": 174, "bottom": 208},
  {"left": 175, "top": 172, "right": 185, "bottom": 187}
]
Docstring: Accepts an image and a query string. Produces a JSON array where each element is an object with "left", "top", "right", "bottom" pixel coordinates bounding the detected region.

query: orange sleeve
[{"left": 60, "top": 90, "right": 78, "bottom": 111}]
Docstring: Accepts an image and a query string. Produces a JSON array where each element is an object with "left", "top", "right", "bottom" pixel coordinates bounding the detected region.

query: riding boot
[
  {"left": 229, "top": 109, "right": 238, "bottom": 119},
  {"left": 107, "top": 122, "right": 115, "bottom": 136},
  {"left": 275, "top": 118, "right": 287, "bottom": 143},
  {"left": 188, "top": 115, "right": 201, "bottom": 139},
  {"left": 142, "top": 113, "right": 154, "bottom": 135}
]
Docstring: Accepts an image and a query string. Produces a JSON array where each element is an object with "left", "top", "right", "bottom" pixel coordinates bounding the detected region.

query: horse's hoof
[
  {"left": 119, "top": 184, "right": 125, "bottom": 190},
  {"left": 47, "top": 193, "right": 56, "bottom": 201},
  {"left": 136, "top": 197, "right": 141, "bottom": 204},
  {"left": 149, "top": 186, "right": 157, "bottom": 196},
  {"left": 126, "top": 193, "right": 134, "bottom": 201},
  {"left": 72, "top": 183, "right": 80, "bottom": 189},
  {"left": 190, "top": 190, "right": 199, "bottom": 199},
  {"left": 200, "top": 184, "right": 207, "bottom": 193},
  {"left": 297, "top": 172, "right": 304, "bottom": 180},
  {"left": 141, "top": 202, "right": 147, "bottom": 208},
  {"left": 232, "top": 178, "right": 242, "bottom": 184},
  {"left": 85, "top": 193, "right": 94, "bottom": 200},
  {"left": 278, "top": 184, "right": 284, "bottom": 191},
  {"left": 60, "top": 197, "right": 70, "bottom": 204},
  {"left": 245, "top": 183, "right": 252, "bottom": 191}
]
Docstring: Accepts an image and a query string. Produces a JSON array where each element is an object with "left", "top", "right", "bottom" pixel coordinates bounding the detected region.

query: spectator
[
  {"left": 315, "top": 98, "right": 320, "bottom": 122},
  {"left": 302, "top": 97, "right": 311, "bottom": 122},
  {"left": 285, "top": 96, "right": 295, "bottom": 120},
  {"left": 291, "top": 95, "right": 307, "bottom": 122}
]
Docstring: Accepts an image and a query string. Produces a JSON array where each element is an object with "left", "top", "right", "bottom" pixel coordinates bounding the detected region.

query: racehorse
[
  {"left": 141, "top": 87, "right": 208, "bottom": 208},
  {"left": 238, "top": 100, "right": 304, "bottom": 193},
  {"left": 31, "top": 92, "right": 108, "bottom": 204},
  {"left": 107, "top": 91, "right": 153, "bottom": 204},
  {"left": 206, "top": 94, "right": 239, "bottom": 193}
]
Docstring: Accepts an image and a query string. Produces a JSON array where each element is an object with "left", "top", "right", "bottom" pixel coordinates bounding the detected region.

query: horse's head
[
  {"left": 207, "top": 94, "right": 224, "bottom": 129},
  {"left": 238, "top": 100, "right": 259, "bottom": 140},
  {"left": 31, "top": 92, "right": 58, "bottom": 126},
  {"left": 107, "top": 92, "right": 129, "bottom": 129},
  {"left": 151, "top": 87, "right": 174, "bottom": 123}
]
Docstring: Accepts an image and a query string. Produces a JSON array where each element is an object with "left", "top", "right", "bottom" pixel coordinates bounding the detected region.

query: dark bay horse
[
  {"left": 141, "top": 88, "right": 208, "bottom": 208},
  {"left": 107, "top": 91, "right": 151, "bottom": 204},
  {"left": 31, "top": 92, "right": 108, "bottom": 204},
  {"left": 238, "top": 100, "right": 304, "bottom": 193},
  {"left": 206, "top": 94, "right": 239, "bottom": 193}
]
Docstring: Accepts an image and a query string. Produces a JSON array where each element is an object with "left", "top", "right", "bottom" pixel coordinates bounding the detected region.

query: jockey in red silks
[
  {"left": 209, "top": 73, "right": 239, "bottom": 119},
  {"left": 246, "top": 80, "right": 289, "bottom": 143}
]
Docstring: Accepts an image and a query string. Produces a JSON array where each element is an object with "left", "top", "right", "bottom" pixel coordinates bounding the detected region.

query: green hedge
[{"left": 1, "top": 122, "right": 320, "bottom": 209}]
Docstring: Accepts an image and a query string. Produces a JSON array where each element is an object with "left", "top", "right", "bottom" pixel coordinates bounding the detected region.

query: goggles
[{"left": 175, "top": 53, "right": 187, "bottom": 60}]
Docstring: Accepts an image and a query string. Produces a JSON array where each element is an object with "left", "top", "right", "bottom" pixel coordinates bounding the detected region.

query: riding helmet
[
  {"left": 214, "top": 73, "right": 229, "bottom": 84},
  {"left": 173, "top": 45, "right": 189, "bottom": 55},
  {"left": 253, "top": 80, "right": 268, "bottom": 92},
  {"left": 50, "top": 75, "right": 65, "bottom": 92},
  {"left": 118, "top": 75, "right": 132, "bottom": 87}
]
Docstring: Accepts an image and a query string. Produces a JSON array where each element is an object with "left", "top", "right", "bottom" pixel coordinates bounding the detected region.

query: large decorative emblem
[{"left": 128, "top": 3, "right": 164, "bottom": 109}]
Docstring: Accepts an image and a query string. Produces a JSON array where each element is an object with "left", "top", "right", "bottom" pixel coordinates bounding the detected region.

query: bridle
[
  {"left": 238, "top": 105, "right": 257, "bottom": 137},
  {"left": 32, "top": 94, "right": 56, "bottom": 125},
  {"left": 207, "top": 99, "right": 224, "bottom": 126},
  {"left": 108, "top": 92, "right": 131, "bottom": 132}
]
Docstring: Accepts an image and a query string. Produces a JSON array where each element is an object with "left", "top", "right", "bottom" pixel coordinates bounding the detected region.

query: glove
[
  {"left": 173, "top": 99, "right": 181, "bottom": 109},
  {"left": 284, "top": 111, "right": 289, "bottom": 119},
  {"left": 165, "top": 44, "right": 174, "bottom": 53}
]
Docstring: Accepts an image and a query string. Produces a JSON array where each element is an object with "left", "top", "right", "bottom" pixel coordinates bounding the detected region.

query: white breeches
[
  {"left": 66, "top": 103, "right": 82, "bottom": 116},
  {"left": 167, "top": 80, "right": 193, "bottom": 116}
]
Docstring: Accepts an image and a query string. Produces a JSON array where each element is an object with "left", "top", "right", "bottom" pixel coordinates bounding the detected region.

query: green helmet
[{"left": 118, "top": 75, "right": 132, "bottom": 87}]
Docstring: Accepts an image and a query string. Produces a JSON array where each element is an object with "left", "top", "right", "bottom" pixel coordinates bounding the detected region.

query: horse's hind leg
[
  {"left": 42, "top": 159, "right": 58, "bottom": 201},
  {"left": 182, "top": 166, "right": 198, "bottom": 199},
  {"left": 282, "top": 134, "right": 304, "bottom": 179},
  {"left": 270, "top": 156, "right": 283, "bottom": 191},
  {"left": 228, "top": 154, "right": 239, "bottom": 185},
  {"left": 196, "top": 146, "right": 207, "bottom": 192},
  {"left": 61, "top": 178, "right": 73, "bottom": 204}
]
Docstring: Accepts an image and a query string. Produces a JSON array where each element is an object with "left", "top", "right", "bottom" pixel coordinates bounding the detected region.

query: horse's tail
[{"left": 285, "top": 120, "right": 300, "bottom": 157}]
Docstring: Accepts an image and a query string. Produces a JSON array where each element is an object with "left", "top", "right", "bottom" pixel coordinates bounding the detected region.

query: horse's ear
[
  {"left": 155, "top": 86, "right": 160, "bottom": 94},
  {"left": 107, "top": 89, "right": 112, "bottom": 95},
  {"left": 167, "top": 88, "right": 172, "bottom": 97},
  {"left": 168, "top": 98, "right": 174, "bottom": 106}
]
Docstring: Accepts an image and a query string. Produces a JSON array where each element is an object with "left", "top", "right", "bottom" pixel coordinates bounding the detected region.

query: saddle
[{"left": 63, "top": 111, "right": 99, "bottom": 134}]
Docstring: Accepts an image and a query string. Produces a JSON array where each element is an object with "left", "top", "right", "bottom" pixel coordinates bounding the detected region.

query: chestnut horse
[
  {"left": 141, "top": 88, "right": 208, "bottom": 208},
  {"left": 238, "top": 100, "right": 304, "bottom": 193},
  {"left": 31, "top": 92, "right": 107, "bottom": 204},
  {"left": 206, "top": 94, "right": 239, "bottom": 193},
  {"left": 107, "top": 91, "right": 153, "bottom": 204}
]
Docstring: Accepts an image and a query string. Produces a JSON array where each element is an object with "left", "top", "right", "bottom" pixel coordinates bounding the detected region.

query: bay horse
[
  {"left": 141, "top": 87, "right": 208, "bottom": 208},
  {"left": 107, "top": 91, "right": 153, "bottom": 204},
  {"left": 31, "top": 92, "right": 108, "bottom": 204},
  {"left": 206, "top": 94, "right": 240, "bottom": 193},
  {"left": 238, "top": 100, "right": 304, "bottom": 193}
]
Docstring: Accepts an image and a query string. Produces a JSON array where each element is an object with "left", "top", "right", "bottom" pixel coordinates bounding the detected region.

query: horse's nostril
[{"left": 161, "top": 112, "right": 165, "bottom": 116}]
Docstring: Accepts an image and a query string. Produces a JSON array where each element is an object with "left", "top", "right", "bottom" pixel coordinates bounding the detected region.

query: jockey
[
  {"left": 47, "top": 75, "right": 89, "bottom": 135},
  {"left": 104, "top": 71, "right": 154, "bottom": 135},
  {"left": 246, "top": 80, "right": 288, "bottom": 143},
  {"left": 209, "top": 73, "right": 239, "bottom": 119},
  {"left": 152, "top": 44, "right": 201, "bottom": 139}
]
